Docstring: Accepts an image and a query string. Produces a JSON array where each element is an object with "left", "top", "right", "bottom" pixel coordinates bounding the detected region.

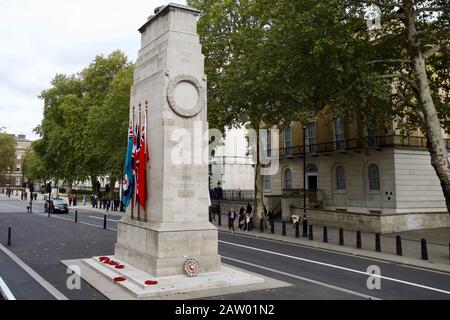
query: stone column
[{"left": 115, "top": 3, "right": 221, "bottom": 277}]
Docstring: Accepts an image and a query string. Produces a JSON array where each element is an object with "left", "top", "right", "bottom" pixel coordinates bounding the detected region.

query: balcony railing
[
  {"left": 274, "top": 135, "right": 450, "bottom": 158},
  {"left": 210, "top": 189, "right": 255, "bottom": 202}
]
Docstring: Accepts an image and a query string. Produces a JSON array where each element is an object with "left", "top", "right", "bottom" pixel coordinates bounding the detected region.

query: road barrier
[
  {"left": 356, "top": 231, "right": 362, "bottom": 249},
  {"left": 323, "top": 226, "right": 328, "bottom": 243},
  {"left": 375, "top": 233, "right": 381, "bottom": 252},
  {"left": 421, "top": 239, "right": 428, "bottom": 260},
  {"left": 339, "top": 228, "right": 344, "bottom": 246},
  {"left": 308, "top": 225, "right": 313, "bottom": 241},
  {"left": 396, "top": 235, "right": 403, "bottom": 256}
]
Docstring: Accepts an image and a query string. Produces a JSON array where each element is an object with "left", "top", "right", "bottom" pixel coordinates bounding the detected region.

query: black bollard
[
  {"left": 260, "top": 219, "right": 264, "bottom": 233},
  {"left": 339, "top": 228, "right": 344, "bottom": 246},
  {"left": 75, "top": 210, "right": 78, "bottom": 223},
  {"left": 448, "top": 242, "right": 450, "bottom": 264},
  {"left": 421, "top": 239, "right": 428, "bottom": 260},
  {"left": 295, "top": 222, "right": 300, "bottom": 238},
  {"left": 218, "top": 213, "right": 222, "bottom": 227},
  {"left": 375, "top": 233, "right": 381, "bottom": 252},
  {"left": 282, "top": 222, "right": 286, "bottom": 236},
  {"left": 396, "top": 235, "right": 403, "bottom": 256},
  {"left": 7, "top": 227, "right": 11, "bottom": 247},
  {"left": 323, "top": 226, "right": 328, "bottom": 243},
  {"left": 356, "top": 231, "right": 362, "bottom": 249},
  {"left": 103, "top": 215, "right": 107, "bottom": 230},
  {"left": 302, "top": 219, "right": 308, "bottom": 237},
  {"left": 271, "top": 221, "right": 275, "bottom": 234},
  {"left": 308, "top": 225, "right": 313, "bottom": 241}
]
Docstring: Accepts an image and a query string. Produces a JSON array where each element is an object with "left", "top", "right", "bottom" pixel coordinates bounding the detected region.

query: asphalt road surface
[{"left": 0, "top": 198, "right": 449, "bottom": 300}]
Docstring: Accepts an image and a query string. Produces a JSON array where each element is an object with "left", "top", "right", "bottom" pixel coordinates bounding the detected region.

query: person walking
[{"left": 228, "top": 209, "right": 237, "bottom": 233}]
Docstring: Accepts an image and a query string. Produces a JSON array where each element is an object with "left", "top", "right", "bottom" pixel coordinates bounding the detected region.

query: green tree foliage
[
  {"left": 0, "top": 131, "right": 16, "bottom": 174},
  {"left": 23, "top": 144, "right": 47, "bottom": 182}
]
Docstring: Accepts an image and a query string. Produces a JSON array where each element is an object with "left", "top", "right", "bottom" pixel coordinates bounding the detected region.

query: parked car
[{"left": 44, "top": 198, "right": 69, "bottom": 214}]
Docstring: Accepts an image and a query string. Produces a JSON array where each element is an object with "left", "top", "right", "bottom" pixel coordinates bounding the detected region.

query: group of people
[
  {"left": 90, "top": 194, "right": 121, "bottom": 212},
  {"left": 68, "top": 194, "right": 78, "bottom": 206},
  {"left": 227, "top": 203, "right": 276, "bottom": 233}
]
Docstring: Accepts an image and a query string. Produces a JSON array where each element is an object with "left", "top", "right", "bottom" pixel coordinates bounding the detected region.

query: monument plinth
[{"left": 114, "top": 3, "right": 221, "bottom": 277}]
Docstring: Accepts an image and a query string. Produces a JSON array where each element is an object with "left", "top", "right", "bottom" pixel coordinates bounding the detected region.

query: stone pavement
[{"left": 212, "top": 213, "right": 450, "bottom": 273}]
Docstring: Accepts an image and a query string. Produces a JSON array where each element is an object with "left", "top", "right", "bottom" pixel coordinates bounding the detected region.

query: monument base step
[{"left": 62, "top": 256, "right": 289, "bottom": 299}]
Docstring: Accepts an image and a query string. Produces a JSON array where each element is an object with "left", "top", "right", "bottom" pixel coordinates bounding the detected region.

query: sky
[{"left": 0, "top": 0, "right": 186, "bottom": 141}]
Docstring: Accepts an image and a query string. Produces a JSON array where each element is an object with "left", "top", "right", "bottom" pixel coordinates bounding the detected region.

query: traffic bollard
[
  {"left": 260, "top": 219, "right": 264, "bottom": 233},
  {"left": 7, "top": 227, "right": 11, "bottom": 247},
  {"left": 295, "top": 222, "right": 300, "bottom": 238},
  {"left": 421, "top": 239, "right": 428, "bottom": 260},
  {"left": 323, "top": 226, "right": 328, "bottom": 243},
  {"left": 282, "top": 222, "right": 286, "bottom": 236},
  {"left": 302, "top": 219, "right": 308, "bottom": 238},
  {"left": 218, "top": 214, "right": 222, "bottom": 227},
  {"left": 308, "top": 225, "right": 313, "bottom": 241},
  {"left": 356, "top": 231, "right": 362, "bottom": 249},
  {"left": 375, "top": 233, "right": 381, "bottom": 252},
  {"left": 75, "top": 210, "right": 78, "bottom": 223},
  {"left": 396, "top": 235, "right": 403, "bottom": 256},
  {"left": 339, "top": 228, "right": 344, "bottom": 246},
  {"left": 103, "top": 215, "right": 107, "bottom": 230},
  {"left": 271, "top": 221, "right": 275, "bottom": 234}
]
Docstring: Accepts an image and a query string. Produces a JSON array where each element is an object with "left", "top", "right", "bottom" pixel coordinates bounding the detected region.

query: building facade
[{"left": 264, "top": 108, "right": 450, "bottom": 233}]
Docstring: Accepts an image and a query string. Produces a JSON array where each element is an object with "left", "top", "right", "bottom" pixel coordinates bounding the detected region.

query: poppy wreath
[
  {"left": 145, "top": 280, "right": 158, "bottom": 285},
  {"left": 115, "top": 265, "right": 125, "bottom": 269}
]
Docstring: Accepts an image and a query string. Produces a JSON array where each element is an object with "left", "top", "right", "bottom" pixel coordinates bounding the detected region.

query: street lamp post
[{"left": 303, "top": 125, "right": 307, "bottom": 214}]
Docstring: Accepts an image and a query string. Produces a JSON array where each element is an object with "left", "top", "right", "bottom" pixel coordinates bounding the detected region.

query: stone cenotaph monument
[{"left": 74, "top": 3, "right": 271, "bottom": 299}]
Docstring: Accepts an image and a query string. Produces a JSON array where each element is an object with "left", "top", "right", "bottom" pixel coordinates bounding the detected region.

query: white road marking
[
  {"left": 222, "top": 256, "right": 381, "bottom": 300},
  {"left": 0, "top": 243, "right": 68, "bottom": 300},
  {"left": 52, "top": 216, "right": 118, "bottom": 232},
  {"left": 219, "top": 240, "right": 450, "bottom": 295},
  {"left": 0, "top": 276, "right": 16, "bottom": 300},
  {"left": 88, "top": 216, "right": 119, "bottom": 222}
]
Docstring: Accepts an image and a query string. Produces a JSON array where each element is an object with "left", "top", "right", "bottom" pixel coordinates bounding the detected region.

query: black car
[{"left": 44, "top": 198, "right": 69, "bottom": 214}]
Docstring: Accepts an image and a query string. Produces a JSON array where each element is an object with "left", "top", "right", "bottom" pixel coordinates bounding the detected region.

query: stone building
[{"left": 263, "top": 107, "right": 450, "bottom": 233}]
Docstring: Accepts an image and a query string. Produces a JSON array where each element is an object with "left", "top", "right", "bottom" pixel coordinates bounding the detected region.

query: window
[
  {"left": 17, "top": 153, "right": 22, "bottom": 160},
  {"left": 264, "top": 175, "right": 271, "bottom": 192},
  {"left": 284, "top": 127, "right": 292, "bottom": 156},
  {"left": 307, "top": 121, "right": 317, "bottom": 153},
  {"left": 16, "top": 177, "right": 21, "bottom": 187},
  {"left": 336, "top": 166, "right": 346, "bottom": 191},
  {"left": 16, "top": 164, "right": 21, "bottom": 172},
  {"left": 334, "top": 118, "right": 345, "bottom": 151},
  {"left": 366, "top": 114, "right": 379, "bottom": 147},
  {"left": 368, "top": 164, "right": 380, "bottom": 191},
  {"left": 263, "top": 130, "right": 272, "bottom": 158},
  {"left": 283, "top": 168, "right": 293, "bottom": 191}
]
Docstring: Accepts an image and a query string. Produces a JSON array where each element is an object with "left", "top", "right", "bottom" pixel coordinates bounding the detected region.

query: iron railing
[{"left": 275, "top": 135, "right": 450, "bottom": 158}]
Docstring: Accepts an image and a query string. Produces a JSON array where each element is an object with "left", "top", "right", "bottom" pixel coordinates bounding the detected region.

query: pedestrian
[
  {"left": 268, "top": 209, "right": 274, "bottom": 226},
  {"left": 73, "top": 194, "right": 77, "bottom": 206},
  {"left": 246, "top": 202, "right": 252, "bottom": 215},
  {"left": 228, "top": 209, "right": 237, "bottom": 232},
  {"left": 244, "top": 213, "right": 252, "bottom": 231},
  {"left": 69, "top": 195, "right": 73, "bottom": 207},
  {"left": 238, "top": 211, "right": 245, "bottom": 230},
  {"left": 83, "top": 195, "right": 86, "bottom": 206},
  {"left": 34, "top": 193, "right": 37, "bottom": 201}
]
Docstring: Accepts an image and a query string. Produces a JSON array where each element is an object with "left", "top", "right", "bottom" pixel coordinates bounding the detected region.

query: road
[{"left": 0, "top": 198, "right": 449, "bottom": 300}]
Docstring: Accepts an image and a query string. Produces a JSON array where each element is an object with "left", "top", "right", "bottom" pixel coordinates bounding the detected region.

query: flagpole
[
  {"left": 138, "top": 103, "right": 142, "bottom": 222},
  {"left": 131, "top": 105, "right": 135, "bottom": 221},
  {"left": 144, "top": 100, "right": 149, "bottom": 223}
]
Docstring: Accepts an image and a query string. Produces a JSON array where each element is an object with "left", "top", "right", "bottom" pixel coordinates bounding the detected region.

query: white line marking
[
  {"left": 222, "top": 256, "right": 381, "bottom": 300},
  {"left": 0, "top": 277, "right": 16, "bottom": 300},
  {"left": 0, "top": 243, "right": 68, "bottom": 300},
  {"left": 52, "top": 216, "right": 118, "bottom": 232},
  {"left": 89, "top": 216, "right": 119, "bottom": 222},
  {"left": 219, "top": 240, "right": 450, "bottom": 295}
]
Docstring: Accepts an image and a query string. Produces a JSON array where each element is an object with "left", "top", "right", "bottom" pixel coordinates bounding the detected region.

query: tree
[
  {"left": 0, "top": 132, "right": 16, "bottom": 177},
  {"left": 23, "top": 144, "right": 47, "bottom": 182}
]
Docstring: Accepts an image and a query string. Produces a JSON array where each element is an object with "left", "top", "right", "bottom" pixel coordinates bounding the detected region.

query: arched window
[
  {"left": 283, "top": 168, "right": 293, "bottom": 191},
  {"left": 368, "top": 164, "right": 380, "bottom": 191},
  {"left": 336, "top": 166, "right": 346, "bottom": 191}
]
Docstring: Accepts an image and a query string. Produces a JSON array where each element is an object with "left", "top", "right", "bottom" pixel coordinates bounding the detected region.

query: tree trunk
[
  {"left": 66, "top": 180, "right": 73, "bottom": 196},
  {"left": 254, "top": 122, "right": 266, "bottom": 231},
  {"left": 404, "top": 3, "right": 450, "bottom": 213},
  {"left": 90, "top": 176, "right": 99, "bottom": 196}
]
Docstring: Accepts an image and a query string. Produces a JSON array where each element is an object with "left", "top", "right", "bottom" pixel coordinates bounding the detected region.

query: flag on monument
[
  {"left": 133, "top": 113, "right": 140, "bottom": 209},
  {"left": 138, "top": 109, "right": 149, "bottom": 209},
  {"left": 122, "top": 118, "right": 134, "bottom": 207}
]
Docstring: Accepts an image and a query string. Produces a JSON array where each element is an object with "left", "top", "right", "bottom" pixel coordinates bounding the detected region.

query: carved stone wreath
[
  {"left": 166, "top": 74, "right": 205, "bottom": 118},
  {"left": 183, "top": 258, "right": 201, "bottom": 277}
]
